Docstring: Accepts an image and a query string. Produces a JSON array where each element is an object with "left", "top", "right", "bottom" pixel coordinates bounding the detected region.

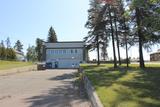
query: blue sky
[
  {"left": 0, "top": 0, "right": 159, "bottom": 60},
  {"left": 0, "top": 0, "right": 89, "bottom": 50}
]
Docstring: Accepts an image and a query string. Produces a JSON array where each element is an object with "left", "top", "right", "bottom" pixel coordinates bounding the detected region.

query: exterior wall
[
  {"left": 15, "top": 51, "right": 25, "bottom": 61},
  {"left": 150, "top": 52, "right": 160, "bottom": 61},
  {"left": 44, "top": 42, "right": 86, "bottom": 68}
]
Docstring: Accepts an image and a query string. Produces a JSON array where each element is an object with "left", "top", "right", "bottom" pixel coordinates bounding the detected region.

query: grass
[
  {"left": 0, "top": 60, "right": 33, "bottom": 70},
  {"left": 81, "top": 63, "right": 160, "bottom": 107}
]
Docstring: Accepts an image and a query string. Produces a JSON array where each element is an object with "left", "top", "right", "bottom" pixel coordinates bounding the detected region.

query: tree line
[
  {"left": 85, "top": 0, "right": 160, "bottom": 68},
  {"left": 0, "top": 26, "right": 57, "bottom": 62},
  {"left": 0, "top": 37, "right": 23, "bottom": 60}
]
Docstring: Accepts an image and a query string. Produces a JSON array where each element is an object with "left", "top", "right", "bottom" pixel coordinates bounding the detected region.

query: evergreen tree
[
  {"left": 5, "top": 48, "right": 16, "bottom": 60},
  {"left": 127, "top": 0, "right": 160, "bottom": 68},
  {"left": 0, "top": 40, "right": 6, "bottom": 60},
  {"left": 5, "top": 37, "right": 11, "bottom": 48},
  {"left": 35, "top": 38, "right": 44, "bottom": 62},
  {"left": 26, "top": 45, "right": 37, "bottom": 62},
  {"left": 14, "top": 40, "right": 23, "bottom": 52},
  {"left": 47, "top": 26, "right": 58, "bottom": 42},
  {"left": 85, "top": 0, "right": 110, "bottom": 65}
]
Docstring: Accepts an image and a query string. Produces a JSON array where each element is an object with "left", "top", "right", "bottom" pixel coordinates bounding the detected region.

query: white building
[
  {"left": 43, "top": 41, "right": 87, "bottom": 68},
  {"left": 14, "top": 50, "right": 25, "bottom": 61}
]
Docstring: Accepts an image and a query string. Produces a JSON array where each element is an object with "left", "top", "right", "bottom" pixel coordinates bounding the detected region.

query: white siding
[{"left": 45, "top": 42, "right": 85, "bottom": 68}]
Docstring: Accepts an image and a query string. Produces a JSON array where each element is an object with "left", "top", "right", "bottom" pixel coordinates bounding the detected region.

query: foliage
[
  {"left": 47, "top": 26, "right": 58, "bottom": 43},
  {"left": 5, "top": 37, "right": 11, "bottom": 48},
  {"left": 0, "top": 40, "right": 16, "bottom": 60},
  {"left": 85, "top": 0, "right": 160, "bottom": 68},
  {"left": 14, "top": 40, "right": 23, "bottom": 52},
  {"left": 85, "top": 0, "right": 110, "bottom": 65},
  {"left": 5, "top": 48, "right": 16, "bottom": 60},
  {"left": 125, "top": 0, "right": 160, "bottom": 68},
  {"left": 26, "top": 45, "right": 37, "bottom": 62},
  {"left": 35, "top": 38, "right": 44, "bottom": 62},
  {"left": 0, "top": 41, "right": 6, "bottom": 60}
]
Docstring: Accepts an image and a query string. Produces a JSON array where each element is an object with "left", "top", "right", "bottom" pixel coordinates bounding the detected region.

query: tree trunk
[
  {"left": 123, "top": 18, "right": 129, "bottom": 67},
  {"left": 114, "top": 10, "right": 121, "bottom": 65},
  {"left": 136, "top": 8, "right": 145, "bottom": 68},
  {"left": 96, "top": 35, "right": 100, "bottom": 66},
  {"left": 125, "top": 35, "right": 129, "bottom": 67},
  {"left": 109, "top": 6, "right": 117, "bottom": 68}
]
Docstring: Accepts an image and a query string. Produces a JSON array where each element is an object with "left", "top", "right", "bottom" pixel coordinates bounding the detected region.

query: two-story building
[{"left": 43, "top": 41, "right": 87, "bottom": 68}]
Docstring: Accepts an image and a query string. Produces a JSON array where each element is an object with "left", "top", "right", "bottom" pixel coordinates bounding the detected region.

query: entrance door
[{"left": 55, "top": 61, "right": 59, "bottom": 68}]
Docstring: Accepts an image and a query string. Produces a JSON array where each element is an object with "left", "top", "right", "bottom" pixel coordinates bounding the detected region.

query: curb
[{"left": 79, "top": 68, "right": 104, "bottom": 107}]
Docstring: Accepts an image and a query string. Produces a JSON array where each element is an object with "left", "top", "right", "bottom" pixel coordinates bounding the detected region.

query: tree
[
  {"left": 35, "top": 38, "right": 44, "bottom": 62},
  {"left": 0, "top": 40, "right": 6, "bottom": 60},
  {"left": 101, "top": 40, "right": 108, "bottom": 61},
  {"left": 5, "top": 48, "right": 16, "bottom": 60},
  {"left": 127, "top": 0, "right": 160, "bottom": 68},
  {"left": 5, "top": 37, "right": 11, "bottom": 48},
  {"left": 114, "top": 9, "right": 121, "bottom": 65},
  {"left": 14, "top": 40, "right": 23, "bottom": 52},
  {"left": 108, "top": 4, "right": 118, "bottom": 68},
  {"left": 26, "top": 45, "right": 37, "bottom": 62},
  {"left": 115, "top": 0, "right": 130, "bottom": 67},
  {"left": 85, "top": 0, "right": 110, "bottom": 65},
  {"left": 47, "top": 26, "right": 58, "bottom": 42},
  {"left": 0, "top": 40, "right": 16, "bottom": 60}
]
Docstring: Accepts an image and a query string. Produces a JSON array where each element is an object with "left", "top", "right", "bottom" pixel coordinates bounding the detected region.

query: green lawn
[
  {"left": 0, "top": 60, "right": 33, "bottom": 70},
  {"left": 81, "top": 64, "right": 160, "bottom": 107}
]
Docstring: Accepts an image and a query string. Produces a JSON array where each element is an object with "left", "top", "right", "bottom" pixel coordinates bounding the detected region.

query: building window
[
  {"left": 63, "top": 50, "right": 66, "bottom": 54},
  {"left": 59, "top": 50, "right": 62, "bottom": 54},
  {"left": 52, "top": 50, "right": 54, "bottom": 54},
  {"left": 75, "top": 49, "right": 77, "bottom": 53},
  {"left": 71, "top": 49, "right": 73, "bottom": 54}
]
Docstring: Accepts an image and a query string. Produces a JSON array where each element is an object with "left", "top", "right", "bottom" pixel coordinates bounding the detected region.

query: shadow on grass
[
  {"left": 84, "top": 65, "right": 160, "bottom": 107},
  {"left": 118, "top": 67, "right": 160, "bottom": 103},
  {"left": 85, "top": 67, "right": 128, "bottom": 88},
  {"left": 81, "top": 64, "right": 108, "bottom": 70}
]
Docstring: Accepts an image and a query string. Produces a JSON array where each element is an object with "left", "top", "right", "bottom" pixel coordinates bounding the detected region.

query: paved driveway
[{"left": 0, "top": 69, "right": 90, "bottom": 107}]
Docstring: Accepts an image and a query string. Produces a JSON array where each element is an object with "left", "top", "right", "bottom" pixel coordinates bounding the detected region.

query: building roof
[
  {"left": 14, "top": 50, "right": 24, "bottom": 56},
  {"left": 150, "top": 49, "right": 160, "bottom": 55},
  {"left": 45, "top": 41, "right": 85, "bottom": 49},
  {"left": 45, "top": 41, "right": 84, "bottom": 43}
]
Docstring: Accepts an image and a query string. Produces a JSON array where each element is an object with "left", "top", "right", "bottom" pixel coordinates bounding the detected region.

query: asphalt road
[{"left": 0, "top": 69, "right": 90, "bottom": 107}]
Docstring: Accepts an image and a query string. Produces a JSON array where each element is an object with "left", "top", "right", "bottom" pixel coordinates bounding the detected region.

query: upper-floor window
[
  {"left": 47, "top": 49, "right": 80, "bottom": 55},
  {"left": 71, "top": 49, "right": 73, "bottom": 54},
  {"left": 63, "top": 50, "right": 66, "bottom": 54},
  {"left": 75, "top": 49, "right": 78, "bottom": 53}
]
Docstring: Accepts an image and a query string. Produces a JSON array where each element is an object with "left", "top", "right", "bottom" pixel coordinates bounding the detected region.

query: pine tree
[
  {"left": 5, "top": 37, "right": 11, "bottom": 48},
  {"left": 0, "top": 40, "right": 6, "bottom": 60},
  {"left": 26, "top": 46, "right": 37, "bottom": 62},
  {"left": 127, "top": 0, "right": 160, "bottom": 68},
  {"left": 85, "top": 0, "right": 109, "bottom": 65},
  {"left": 35, "top": 38, "right": 44, "bottom": 62},
  {"left": 6, "top": 48, "right": 16, "bottom": 60},
  {"left": 47, "top": 26, "right": 58, "bottom": 42},
  {"left": 14, "top": 40, "right": 23, "bottom": 52}
]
